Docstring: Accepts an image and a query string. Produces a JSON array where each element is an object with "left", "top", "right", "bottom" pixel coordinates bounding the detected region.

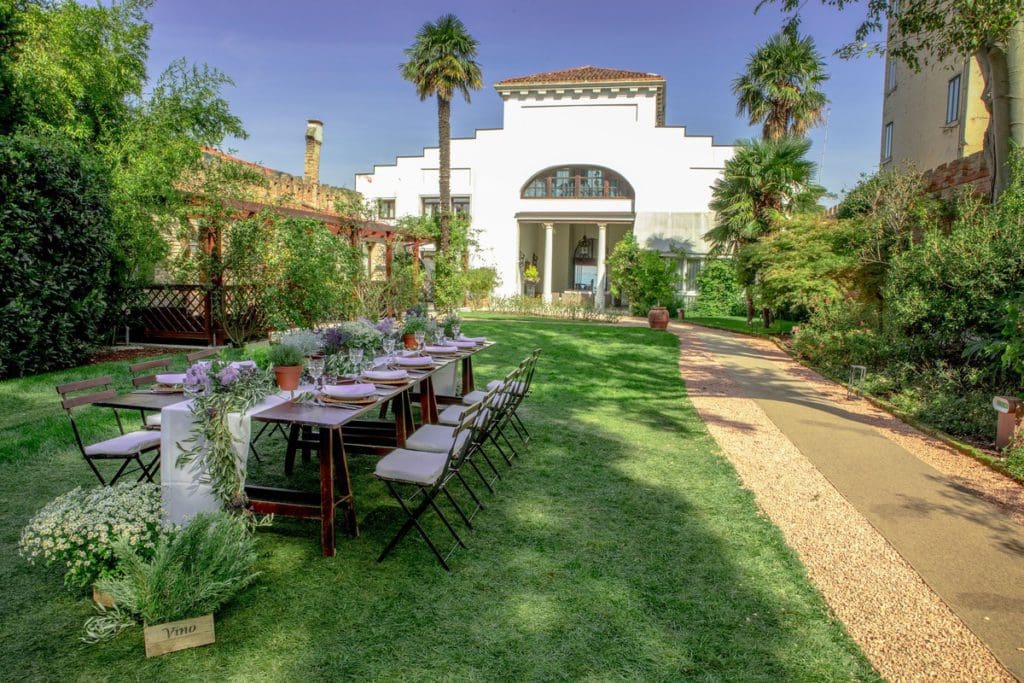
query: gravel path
[{"left": 672, "top": 322, "right": 1014, "bottom": 682}]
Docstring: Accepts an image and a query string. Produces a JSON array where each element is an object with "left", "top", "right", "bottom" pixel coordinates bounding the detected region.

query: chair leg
[
  {"left": 442, "top": 485, "right": 474, "bottom": 530},
  {"left": 428, "top": 494, "right": 466, "bottom": 549},
  {"left": 488, "top": 432, "right": 514, "bottom": 467},
  {"left": 454, "top": 468, "right": 485, "bottom": 514},
  {"left": 467, "top": 457, "right": 496, "bottom": 494},
  {"left": 107, "top": 457, "right": 134, "bottom": 485},
  {"left": 284, "top": 424, "right": 300, "bottom": 475},
  {"left": 84, "top": 456, "right": 107, "bottom": 486},
  {"left": 478, "top": 443, "right": 505, "bottom": 478},
  {"left": 378, "top": 482, "right": 452, "bottom": 572}
]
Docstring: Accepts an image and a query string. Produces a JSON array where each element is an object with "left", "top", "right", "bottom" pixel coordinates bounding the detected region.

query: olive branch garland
[{"left": 176, "top": 361, "right": 276, "bottom": 510}]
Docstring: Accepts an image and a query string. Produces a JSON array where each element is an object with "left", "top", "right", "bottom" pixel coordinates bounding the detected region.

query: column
[
  {"left": 596, "top": 223, "right": 607, "bottom": 310},
  {"left": 542, "top": 222, "right": 554, "bottom": 303}
]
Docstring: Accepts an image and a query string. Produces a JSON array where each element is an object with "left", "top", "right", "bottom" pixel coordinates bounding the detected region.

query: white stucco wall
[{"left": 355, "top": 81, "right": 734, "bottom": 297}]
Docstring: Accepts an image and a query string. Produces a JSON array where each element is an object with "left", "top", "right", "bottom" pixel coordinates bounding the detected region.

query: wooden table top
[{"left": 93, "top": 389, "right": 188, "bottom": 412}]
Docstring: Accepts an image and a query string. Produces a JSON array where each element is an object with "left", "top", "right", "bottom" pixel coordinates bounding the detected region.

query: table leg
[
  {"left": 331, "top": 428, "right": 358, "bottom": 537},
  {"left": 419, "top": 376, "right": 439, "bottom": 424},
  {"left": 461, "top": 356, "right": 475, "bottom": 395},
  {"left": 394, "top": 395, "right": 408, "bottom": 447},
  {"left": 285, "top": 423, "right": 300, "bottom": 475},
  {"left": 403, "top": 391, "right": 415, "bottom": 434},
  {"left": 319, "top": 428, "right": 336, "bottom": 557}
]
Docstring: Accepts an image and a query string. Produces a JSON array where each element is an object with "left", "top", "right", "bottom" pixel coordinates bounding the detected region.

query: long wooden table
[
  {"left": 245, "top": 342, "right": 494, "bottom": 557},
  {"left": 92, "top": 389, "right": 188, "bottom": 431}
]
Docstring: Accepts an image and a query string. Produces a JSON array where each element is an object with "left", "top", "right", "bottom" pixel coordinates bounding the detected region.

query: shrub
[
  {"left": 465, "top": 267, "right": 499, "bottom": 308},
  {"left": 692, "top": 259, "right": 743, "bottom": 316},
  {"left": 0, "top": 134, "right": 114, "bottom": 377},
  {"left": 86, "top": 512, "right": 260, "bottom": 640},
  {"left": 19, "top": 483, "right": 162, "bottom": 592},
  {"left": 607, "top": 234, "right": 681, "bottom": 315},
  {"left": 484, "top": 296, "right": 621, "bottom": 323}
]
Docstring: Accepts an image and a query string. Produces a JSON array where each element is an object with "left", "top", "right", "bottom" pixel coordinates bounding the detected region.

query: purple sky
[{"left": 145, "top": 0, "right": 884, "bottom": 199}]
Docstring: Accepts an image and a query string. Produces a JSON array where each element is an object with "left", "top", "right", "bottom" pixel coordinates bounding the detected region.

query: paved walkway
[{"left": 673, "top": 322, "right": 1024, "bottom": 681}]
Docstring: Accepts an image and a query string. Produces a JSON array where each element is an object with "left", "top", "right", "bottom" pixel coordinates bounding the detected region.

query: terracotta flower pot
[
  {"left": 648, "top": 306, "right": 670, "bottom": 330},
  {"left": 402, "top": 333, "right": 418, "bottom": 350},
  {"left": 273, "top": 365, "right": 302, "bottom": 391}
]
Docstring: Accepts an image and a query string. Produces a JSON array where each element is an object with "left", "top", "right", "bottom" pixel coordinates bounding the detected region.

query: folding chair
[
  {"left": 56, "top": 377, "right": 161, "bottom": 485},
  {"left": 128, "top": 357, "right": 172, "bottom": 430},
  {"left": 186, "top": 347, "right": 222, "bottom": 363},
  {"left": 502, "top": 349, "right": 541, "bottom": 444},
  {"left": 374, "top": 403, "right": 481, "bottom": 571}
]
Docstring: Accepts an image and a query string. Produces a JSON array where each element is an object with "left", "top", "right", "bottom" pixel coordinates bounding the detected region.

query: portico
[{"left": 516, "top": 213, "right": 632, "bottom": 309}]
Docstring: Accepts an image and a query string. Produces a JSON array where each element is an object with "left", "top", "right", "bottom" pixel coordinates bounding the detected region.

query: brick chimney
[{"left": 304, "top": 119, "right": 323, "bottom": 184}]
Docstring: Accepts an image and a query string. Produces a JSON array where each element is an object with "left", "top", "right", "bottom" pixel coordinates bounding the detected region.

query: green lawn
[
  {"left": 0, "top": 321, "right": 877, "bottom": 680},
  {"left": 685, "top": 315, "right": 797, "bottom": 336}
]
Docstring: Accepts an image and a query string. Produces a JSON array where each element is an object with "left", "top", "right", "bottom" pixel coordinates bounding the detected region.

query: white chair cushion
[
  {"left": 144, "top": 413, "right": 162, "bottom": 428},
  {"left": 405, "top": 424, "right": 461, "bottom": 453},
  {"left": 374, "top": 449, "right": 447, "bottom": 486},
  {"left": 486, "top": 379, "right": 502, "bottom": 391},
  {"left": 85, "top": 430, "right": 161, "bottom": 456},
  {"left": 462, "top": 390, "right": 488, "bottom": 405},
  {"left": 438, "top": 404, "right": 466, "bottom": 426}
]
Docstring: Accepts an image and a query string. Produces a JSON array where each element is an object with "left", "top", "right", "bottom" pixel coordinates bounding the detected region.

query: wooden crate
[
  {"left": 92, "top": 586, "right": 115, "bottom": 609},
  {"left": 143, "top": 614, "right": 215, "bottom": 657}
]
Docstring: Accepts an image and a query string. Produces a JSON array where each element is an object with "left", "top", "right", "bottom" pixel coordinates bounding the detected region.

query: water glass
[
  {"left": 308, "top": 355, "right": 325, "bottom": 389},
  {"left": 452, "top": 324, "right": 461, "bottom": 340},
  {"left": 382, "top": 337, "right": 396, "bottom": 364},
  {"left": 413, "top": 331, "right": 425, "bottom": 352}
]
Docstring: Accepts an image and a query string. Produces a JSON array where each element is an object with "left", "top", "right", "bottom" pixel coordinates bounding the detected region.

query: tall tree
[
  {"left": 758, "top": 0, "right": 1024, "bottom": 199},
  {"left": 733, "top": 22, "right": 829, "bottom": 140},
  {"left": 400, "top": 14, "right": 482, "bottom": 254},
  {"left": 706, "top": 137, "right": 825, "bottom": 321}
]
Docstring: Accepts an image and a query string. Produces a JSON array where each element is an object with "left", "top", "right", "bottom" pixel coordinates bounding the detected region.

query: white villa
[{"left": 355, "top": 66, "right": 734, "bottom": 307}]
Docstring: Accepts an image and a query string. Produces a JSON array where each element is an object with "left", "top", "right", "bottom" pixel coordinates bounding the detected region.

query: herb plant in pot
[
  {"left": 268, "top": 344, "right": 304, "bottom": 391},
  {"left": 402, "top": 315, "right": 428, "bottom": 350},
  {"left": 523, "top": 264, "right": 540, "bottom": 297}
]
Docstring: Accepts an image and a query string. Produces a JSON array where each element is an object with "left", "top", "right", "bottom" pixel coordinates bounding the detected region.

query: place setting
[{"left": 144, "top": 373, "right": 187, "bottom": 394}]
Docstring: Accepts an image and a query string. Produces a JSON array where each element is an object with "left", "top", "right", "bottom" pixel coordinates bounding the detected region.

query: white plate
[
  {"left": 395, "top": 355, "right": 433, "bottom": 367},
  {"left": 155, "top": 373, "right": 186, "bottom": 385},
  {"left": 424, "top": 345, "right": 459, "bottom": 354},
  {"left": 230, "top": 360, "right": 257, "bottom": 370},
  {"left": 321, "top": 383, "right": 376, "bottom": 399},
  {"left": 363, "top": 369, "right": 409, "bottom": 381}
]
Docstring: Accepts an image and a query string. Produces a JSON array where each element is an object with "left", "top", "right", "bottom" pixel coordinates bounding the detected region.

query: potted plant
[
  {"left": 267, "top": 344, "right": 304, "bottom": 391},
  {"left": 523, "top": 264, "right": 540, "bottom": 297},
  {"left": 402, "top": 315, "right": 428, "bottom": 350},
  {"left": 84, "top": 512, "right": 260, "bottom": 657}
]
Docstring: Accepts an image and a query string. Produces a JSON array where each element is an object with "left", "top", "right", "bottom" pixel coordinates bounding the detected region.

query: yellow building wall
[{"left": 880, "top": 52, "right": 988, "bottom": 171}]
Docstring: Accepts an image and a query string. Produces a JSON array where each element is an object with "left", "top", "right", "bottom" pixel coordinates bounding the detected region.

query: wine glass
[
  {"left": 348, "top": 347, "right": 364, "bottom": 375},
  {"left": 413, "top": 331, "right": 425, "bottom": 353},
  {"left": 382, "top": 337, "right": 396, "bottom": 366},
  {"left": 452, "top": 323, "right": 461, "bottom": 341},
  {"left": 308, "top": 355, "right": 325, "bottom": 390}
]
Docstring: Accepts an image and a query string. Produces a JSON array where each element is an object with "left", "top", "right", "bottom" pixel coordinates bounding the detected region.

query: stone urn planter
[
  {"left": 273, "top": 365, "right": 302, "bottom": 391},
  {"left": 648, "top": 306, "right": 670, "bottom": 330}
]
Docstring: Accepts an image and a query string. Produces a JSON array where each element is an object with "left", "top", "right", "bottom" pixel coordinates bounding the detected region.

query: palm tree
[
  {"left": 732, "top": 23, "right": 829, "bottom": 140},
  {"left": 706, "top": 137, "right": 825, "bottom": 321},
  {"left": 400, "top": 14, "right": 483, "bottom": 254}
]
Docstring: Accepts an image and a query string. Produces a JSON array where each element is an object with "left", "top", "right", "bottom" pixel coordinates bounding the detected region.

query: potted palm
[{"left": 268, "top": 344, "right": 304, "bottom": 391}]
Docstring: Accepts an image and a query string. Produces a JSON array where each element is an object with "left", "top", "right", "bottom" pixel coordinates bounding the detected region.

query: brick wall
[{"left": 922, "top": 151, "right": 990, "bottom": 199}]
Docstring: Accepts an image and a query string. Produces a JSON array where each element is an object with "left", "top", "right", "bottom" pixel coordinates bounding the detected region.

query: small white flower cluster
[{"left": 18, "top": 482, "right": 162, "bottom": 591}]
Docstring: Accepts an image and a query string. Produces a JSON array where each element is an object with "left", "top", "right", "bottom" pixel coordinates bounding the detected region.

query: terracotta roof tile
[{"left": 495, "top": 66, "right": 664, "bottom": 86}]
